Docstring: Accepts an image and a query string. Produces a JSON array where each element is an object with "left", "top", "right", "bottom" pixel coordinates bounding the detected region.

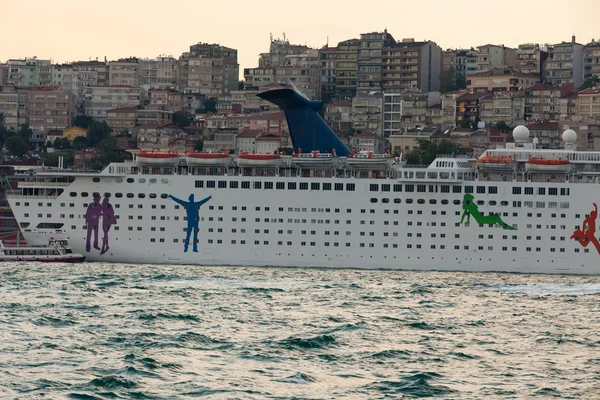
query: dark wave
[{"left": 278, "top": 334, "right": 338, "bottom": 349}]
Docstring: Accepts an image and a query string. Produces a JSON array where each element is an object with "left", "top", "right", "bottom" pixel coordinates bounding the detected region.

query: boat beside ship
[{"left": 0, "top": 238, "right": 85, "bottom": 263}]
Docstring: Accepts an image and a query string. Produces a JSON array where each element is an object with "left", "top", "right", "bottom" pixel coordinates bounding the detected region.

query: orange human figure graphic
[{"left": 571, "top": 203, "right": 600, "bottom": 254}]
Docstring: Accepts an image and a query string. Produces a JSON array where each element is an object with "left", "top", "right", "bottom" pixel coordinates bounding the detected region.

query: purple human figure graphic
[
  {"left": 169, "top": 194, "right": 211, "bottom": 252},
  {"left": 85, "top": 194, "right": 102, "bottom": 252},
  {"left": 100, "top": 196, "right": 116, "bottom": 255}
]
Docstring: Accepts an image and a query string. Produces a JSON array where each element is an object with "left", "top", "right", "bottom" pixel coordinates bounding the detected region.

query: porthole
[
  {"left": 370, "top": 198, "right": 378, "bottom": 203},
  {"left": 477, "top": 200, "right": 485, "bottom": 205},
  {"left": 394, "top": 198, "right": 401, "bottom": 204},
  {"left": 453, "top": 200, "right": 461, "bottom": 205},
  {"left": 441, "top": 199, "right": 449, "bottom": 205},
  {"left": 139, "top": 178, "right": 146, "bottom": 183},
  {"left": 149, "top": 178, "right": 157, "bottom": 183},
  {"left": 81, "top": 192, "right": 89, "bottom": 197},
  {"left": 489, "top": 200, "right": 497, "bottom": 206},
  {"left": 429, "top": 199, "right": 437, "bottom": 204},
  {"left": 115, "top": 193, "right": 123, "bottom": 198},
  {"left": 501, "top": 201, "right": 509, "bottom": 206},
  {"left": 138, "top": 193, "right": 146, "bottom": 198},
  {"left": 417, "top": 199, "right": 425, "bottom": 204},
  {"left": 127, "top": 193, "right": 134, "bottom": 198},
  {"left": 103, "top": 193, "right": 111, "bottom": 197},
  {"left": 406, "top": 199, "right": 414, "bottom": 204},
  {"left": 149, "top": 193, "right": 157, "bottom": 199},
  {"left": 115, "top": 178, "right": 123, "bottom": 183},
  {"left": 161, "top": 194, "right": 169, "bottom": 199},
  {"left": 92, "top": 177, "right": 100, "bottom": 183},
  {"left": 382, "top": 198, "right": 390, "bottom": 203},
  {"left": 127, "top": 178, "right": 135, "bottom": 183},
  {"left": 161, "top": 179, "right": 169, "bottom": 184},
  {"left": 70, "top": 192, "right": 77, "bottom": 197}
]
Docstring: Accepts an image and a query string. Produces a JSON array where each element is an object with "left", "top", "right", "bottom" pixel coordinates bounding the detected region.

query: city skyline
[{"left": 3, "top": 0, "right": 600, "bottom": 75}]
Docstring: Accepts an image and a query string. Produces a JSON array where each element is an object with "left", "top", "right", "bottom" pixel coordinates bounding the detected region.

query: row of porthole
[
  {"left": 70, "top": 192, "right": 170, "bottom": 199},
  {"left": 92, "top": 177, "right": 169, "bottom": 184},
  {"left": 369, "top": 198, "right": 509, "bottom": 206}
]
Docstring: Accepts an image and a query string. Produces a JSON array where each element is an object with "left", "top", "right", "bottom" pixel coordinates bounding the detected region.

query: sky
[{"left": 3, "top": 0, "right": 599, "bottom": 78}]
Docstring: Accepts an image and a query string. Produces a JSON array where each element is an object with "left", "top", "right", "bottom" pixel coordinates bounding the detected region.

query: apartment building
[
  {"left": 108, "top": 58, "right": 139, "bottom": 87},
  {"left": 390, "top": 129, "right": 434, "bottom": 153},
  {"left": 319, "top": 45, "right": 337, "bottom": 102},
  {"left": 324, "top": 100, "right": 353, "bottom": 134},
  {"left": 248, "top": 112, "right": 288, "bottom": 134},
  {"left": 467, "top": 69, "right": 539, "bottom": 92},
  {"left": 456, "top": 91, "right": 491, "bottom": 125},
  {"left": 0, "top": 85, "right": 27, "bottom": 131},
  {"left": 7, "top": 57, "right": 51, "bottom": 86},
  {"left": 350, "top": 133, "right": 387, "bottom": 153},
  {"left": 526, "top": 122, "right": 561, "bottom": 148},
  {"left": 243, "top": 65, "right": 321, "bottom": 99},
  {"left": 139, "top": 56, "right": 178, "bottom": 90},
  {"left": 478, "top": 91, "right": 526, "bottom": 127},
  {"left": 382, "top": 91, "right": 441, "bottom": 134},
  {"left": 516, "top": 43, "right": 547, "bottom": 77},
  {"left": 178, "top": 57, "right": 227, "bottom": 96},
  {"left": 137, "top": 122, "right": 182, "bottom": 147},
  {"left": 442, "top": 48, "right": 477, "bottom": 86},
  {"left": 357, "top": 30, "right": 396, "bottom": 93},
  {"left": 187, "top": 43, "right": 238, "bottom": 93},
  {"left": 440, "top": 90, "right": 468, "bottom": 127},
  {"left": 26, "top": 86, "right": 74, "bottom": 147},
  {"left": 476, "top": 45, "right": 516, "bottom": 72},
  {"left": 0, "top": 64, "right": 7, "bottom": 86},
  {"left": 583, "top": 40, "right": 600, "bottom": 80},
  {"left": 382, "top": 39, "right": 442, "bottom": 92},
  {"left": 148, "top": 89, "right": 183, "bottom": 111},
  {"left": 522, "top": 83, "right": 576, "bottom": 121},
  {"left": 84, "top": 86, "right": 143, "bottom": 121},
  {"left": 352, "top": 92, "right": 383, "bottom": 134},
  {"left": 544, "top": 37, "right": 584, "bottom": 87},
  {"left": 258, "top": 37, "right": 310, "bottom": 67},
  {"left": 106, "top": 107, "right": 137, "bottom": 133},
  {"left": 335, "top": 39, "right": 359, "bottom": 98},
  {"left": 579, "top": 87, "right": 600, "bottom": 119},
  {"left": 52, "top": 61, "right": 109, "bottom": 103}
]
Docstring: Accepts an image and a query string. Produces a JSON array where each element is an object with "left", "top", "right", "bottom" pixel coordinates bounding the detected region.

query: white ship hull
[{"left": 8, "top": 173, "right": 600, "bottom": 274}]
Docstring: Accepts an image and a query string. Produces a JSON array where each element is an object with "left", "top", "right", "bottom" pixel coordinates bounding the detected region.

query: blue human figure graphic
[{"left": 169, "top": 194, "right": 212, "bottom": 252}]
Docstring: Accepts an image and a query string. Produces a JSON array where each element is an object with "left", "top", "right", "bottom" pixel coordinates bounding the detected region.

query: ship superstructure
[{"left": 6, "top": 87, "right": 600, "bottom": 274}]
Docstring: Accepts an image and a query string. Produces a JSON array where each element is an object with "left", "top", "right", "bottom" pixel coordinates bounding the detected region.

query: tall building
[
  {"left": 442, "top": 49, "right": 476, "bottom": 90},
  {"left": 583, "top": 40, "right": 600, "bottom": 81},
  {"left": 108, "top": 58, "right": 140, "bottom": 87},
  {"left": 84, "top": 86, "right": 143, "bottom": 121},
  {"left": 319, "top": 45, "right": 337, "bottom": 102},
  {"left": 579, "top": 87, "right": 600, "bottom": 119},
  {"left": 352, "top": 92, "right": 383, "bottom": 135},
  {"left": 0, "top": 64, "right": 7, "bottom": 86},
  {"left": 335, "top": 39, "right": 359, "bottom": 98},
  {"left": 258, "top": 37, "right": 310, "bottom": 67},
  {"left": 243, "top": 65, "right": 321, "bottom": 99},
  {"left": 516, "top": 43, "right": 547, "bottom": 78},
  {"left": 7, "top": 57, "right": 51, "bottom": 86},
  {"left": 0, "top": 85, "right": 28, "bottom": 131},
  {"left": 382, "top": 39, "right": 442, "bottom": 92},
  {"left": 544, "top": 37, "right": 584, "bottom": 87},
  {"left": 357, "top": 30, "right": 396, "bottom": 92},
  {"left": 178, "top": 57, "right": 225, "bottom": 96},
  {"left": 26, "top": 86, "right": 74, "bottom": 147},
  {"left": 187, "top": 43, "right": 239, "bottom": 93},
  {"left": 139, "top": 56, "right": 178, "bottom": 90},
  {"left": 467, "top": 69, "right": 539, "bottom": 93},
  {"left": 148, "top": 89, "right": 183, "bottom": 112},
  {"left": 476, "top": 45, "right": 517, "bottom": 72}
]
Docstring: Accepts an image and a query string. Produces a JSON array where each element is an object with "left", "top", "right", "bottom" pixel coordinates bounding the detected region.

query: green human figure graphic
[{"left": 459, "top": 193, "right": 517, "bottom": 230}]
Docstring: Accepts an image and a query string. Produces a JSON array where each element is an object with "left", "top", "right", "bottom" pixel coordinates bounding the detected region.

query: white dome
[
  {"left": 562, "top": 129, "right": 577, "bottom": 144},
  {"left": 512, "top": 125, "right": 530, "bottom": 143}
]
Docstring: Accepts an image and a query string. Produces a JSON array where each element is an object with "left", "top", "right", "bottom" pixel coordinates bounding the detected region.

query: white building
[{"left": 84, "top": 86, "right": 143, "bottom": 121}]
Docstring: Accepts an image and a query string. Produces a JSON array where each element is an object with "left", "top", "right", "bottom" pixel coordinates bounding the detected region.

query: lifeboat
[
  {"left": 185, "top": 151, "right": 231, "bottom": 167},
  {"left": 476, "top": 155, "right": 515, "bottom": 169},
  {"left": 137, "top": 151, "right": 180, "bottom": 166},
  {"left": 236, "top": 152, "right": 281, "bottom": 168},
  {"left": 292, "top": 149, "right": 335, "bottom": 167},
  {"left": 346, "top": 150, "right": 393, "bottom": 168},
  {"left": 525, "top": 157, "right": 572, "bottom": 173}
]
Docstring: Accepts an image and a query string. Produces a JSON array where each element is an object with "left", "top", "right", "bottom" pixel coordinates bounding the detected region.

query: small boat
[
  {"left": 0, "top": 238, "right": 85, "bottom": 263},
  {"left": 526, "top": 157, "right": 572, "bottom": 173},
  {"left": 185, "top": 151, "right": 231, "bottom": 167},
  {"left": 476, "top": 155, "right": 515, "bottom": 169},
  {"left": 237, "top": 152, "right": 281, "bottom": 168},
  {"left": 137, "top": 151, "right": 181, "bottom": 166},
  {"left": 346, "top": 151, "right": 393, "bottom": 167},
  {"left": 292, "top": 150, "right": 335, "bottom": 167}
]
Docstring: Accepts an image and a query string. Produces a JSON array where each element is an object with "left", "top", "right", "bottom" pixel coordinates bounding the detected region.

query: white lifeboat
[
  {"left": 236, "top": 152, "right": 281, "bottom": 168},
  {"left": 525, "top": 156, "right": 572, "bottom": 173},
  {"left": 346, "top": 150, "right": 393, "bottom": 167},
  {"left": 185, "top": 151, "right": 231, "bottom": 167},
  {"left": 137, "top": 151, "right": 180, "bottom": 166},
  {"left": 292, "top": 149, "right": 335, "bottom": 167}
]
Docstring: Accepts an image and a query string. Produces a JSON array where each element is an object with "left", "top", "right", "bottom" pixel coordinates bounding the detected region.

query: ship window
[
  {"left": 464, "top": 186, "right": 473, "bottom": 194},
  {"left": 549, "top": 188, "right": 558, "bottom": 196},
  {"left": 207, "top": 180, "right": 215, "bottom": 188},
  {"left": 161, "top": 179, "right": 169, "bottom": 184},
  {"left": 115, "top": 193, "right": 123, "bottom": 198},
  {"left": 70, "top": 192, "right": 77, "bottom": 197},
  {"left": 370, "top": 184, "right": 379, "bottom": 192},
  {"left": 299, "top": 182, "right": 308, "bottom": 190},
  {"left": 161, "top": 194, "right": 168, "bottom": 199},
  {"left": 429, "top": 199, "right": 437, "bottom": 204},
  {"left": 230, "top": 181, "right": 239, "bottom": 188},
  {"left": 218, "top": 181, "right": 227, "bottom": 188},
  {"left": 127, "top": 193, "right": 134, "bottom": 198},
  {"left": 406, "top": 199, "right": 413, "bottom": 204},
  {"left": 441, "top": 199, "right": 449, "bottom": 205},
  {"left": 149, "top": 178, "right": 157, "bottom": 183},
  {"left": 382, "top": 198, "right": 390, "bottom": 204},
  {"left": 560, "top": 188, "right": 568, "bottom": 196},
  {"left": 242, "top": 181, "right": 250, "bottom": 189},
  {"left": 370, "top": 198, "right": 378, "bottom": 203},
  {"left": 381, "top": 184, "right": 390, "bottom": 192},
  {"left": 477, "top": 186, "right": 485, "bottom": 194},
  {"left": 92, "top": 177, "right": 100, "bottom": 183},
  {"left": 524, "top": 187, "right": 534, "bottom": 195},
  {"left": 346, "top": 183, "right": 355, "bottom": 191},
  {"left": 323, "top": 183, "right": 332, "bottom": 191},
  {"left": 311, "top": 182, "right": 320, "bottom": 190},
  {"left": 287, "top": 182, "right": 296, "bottom": 190},
  {"left": 127, "top": 178, "right": 134, "bottom": 183},
  {"left": 394, "top": 198, "right": 401, "bottom": 204},
  {"left": 20, "top": 222, "right": 30, "bottom": 228},
  {"left": 195, "top": 180, "right": 204, "bottom": 188},
  {"left": 81, "top": 192, "right": 88, "bottom": 197},
  {"left": 417, "top": 185, "right": 426, "bottom": 193},
  {"left": 115, "top": 178, "right": 123, "bottom": 183},
  {"left": 276, "top": 182, "right": 285, "bottom": 190},
  {"left": 393, "top": 184, "right": 402, "bottom": 192},
  {"left": 441, "top": 185, "right": 450, "bottom": 193},
  {"left": 477, "top": 200, "right": 484, "bottom": 205},
  {"left": 405, "top": 184, "right": 414, "bottom": 192},
  {"left": 417, "top": 199, "right": 425, "bottom": 204},
  {"left": 489, "top": 200, "right": 497, "bottom": 206},
  {"left": 489, "top": 186, "right": 498, "bottom": 194},
  {"left": 453, "top": 200, "right": 461, "bottom": 205},
  {"left": 335, "top": 183, "right": 343, "bottom": 191},
  {"left": 149, "top": 193, "right": 156, "bottom": 198},
  {"left": 265, "top": 182, "right": 273, "bottom": 190},
  {"left": 452, "top": 186, "right": 461, "bottom": 193},
  {"left": 538, "top": 187, "right": 546, "bottom": 195},
  {"left": 138, "top": 193, "right": 145, "bottom": 198},
  {"left": 255, "top": 181, "right": 263, "bottom": 189}
]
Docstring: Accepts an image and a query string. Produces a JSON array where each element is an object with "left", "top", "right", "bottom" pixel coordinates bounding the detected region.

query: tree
[
  {"left": 460, "top": 118, "right": 472, "bottom": 129},
  {"left": 496, "top": 121, "right": 510, "bottom": 131},
  {"left": 87, "top": 121, "right": 112, "bottom": 147},
  {"left": 73, "top": 115, "right": 93, "bottom": 129},
  {"left": 404, "top": 139, "right": 458, "bottom": 165},
  {"left": 441, "top": 67, "right": 458, "bottom": 93},
  {"left": 173, "top": 110, "right": 193, "bottom": 128},
  {"left": 203, "top": 98, "right": 217, "bottom": 113},
  {"left": 238, "top": 81, "right": 245, "bottom": 90},
  {"left": 194, "top": 138, "right": 203, "bottom": 151},
  {"left": 5, "top": 136, "right": 28, "bottom": 157},
  {"left": 17, "top": 123, "right": 33, "bottom": 146},
  {"left": 455, "top": 73, "right": 467, "bottom": 90},
  {"left": 93, "top": 136, "right": 127, "bottom": 169},
  {"left": 53, "top": 138, "right": 72, "bottom": 149},
  {"left": 73, "top": 135, "right": 89, "bottom": 150},
  {"left": 580, "top": 75, "right": 600, "bottom": 90}
]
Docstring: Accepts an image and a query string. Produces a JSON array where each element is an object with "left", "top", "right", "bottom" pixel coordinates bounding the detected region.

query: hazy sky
[{"left": 3, "top": 0, "right": 599, "bottom": 77}]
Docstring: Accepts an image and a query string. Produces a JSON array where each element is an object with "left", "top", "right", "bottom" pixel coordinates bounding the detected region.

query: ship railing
[
  {"left": 18, "top": 181, "right": 72, "bottom": 187},
  {"left": 5, "top": 193, "right": 61, "bottom": 199}
]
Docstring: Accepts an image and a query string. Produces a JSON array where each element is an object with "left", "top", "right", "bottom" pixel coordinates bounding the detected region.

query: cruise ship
[{"left": 6, "top": 86, "right": 600, "bottom": 274}]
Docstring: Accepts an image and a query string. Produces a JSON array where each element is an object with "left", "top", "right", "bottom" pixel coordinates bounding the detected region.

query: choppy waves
[{"left": 1, "top": 264, "right": 599, "bottom": 398}]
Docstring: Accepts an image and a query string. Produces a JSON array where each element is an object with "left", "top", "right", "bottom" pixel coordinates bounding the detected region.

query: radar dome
[
  {"left": 562, "top": 129, "right": 577, "bottom": 144},
  {"left": 512, "top": 125, "right": 530, "bottom": 143}
]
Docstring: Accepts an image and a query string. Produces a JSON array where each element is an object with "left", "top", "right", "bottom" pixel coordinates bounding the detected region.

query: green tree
[
  {"left": 53, "top": 138, "right": 72, "bottom": 149},
  {"left": 455, "top": 72, "right": 467, "bottom": 90},
  {"left": 441, "top": 67, "right": 458, "bottom": 93},
  {"left": 73, "top": 115, "right": 93, "bottom": 129},
  {"left": 87, "top": 121, "right": 112, "bottom": 147},
  {"left": 404, "top": 139, "right": 458, "bottom": 165},
  {"left": 238, "top": 81, "right": 245, "bottom": 90},
  {"left": 580, "top": 75, "right": 600, "bottom": 90},
  {"left": 460, "top": 118, "right": 472, "bottom": 129},
  {"left": 173, "top": 110, "right": 193, "bottom": 128},
  {"left": 203, "top": 98, "right": 217, "bottom": 113},
  {"left": 495, "top": 121, "right": 510, "bottom": 131},
  {"left": 194, "top": 138, "right": 203, "bottom": 151},
  {"left": 5, "top": 136, "right": 28, "bottom": 157},
  {"left": 93, "top": 136, "right": 127, "bottom": 169},
  {"left": 17, "top": 123, "right": 33, "bottom": 146},
  {"left": 72, "top": 135, "right": 89, "bottom": 150}
]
